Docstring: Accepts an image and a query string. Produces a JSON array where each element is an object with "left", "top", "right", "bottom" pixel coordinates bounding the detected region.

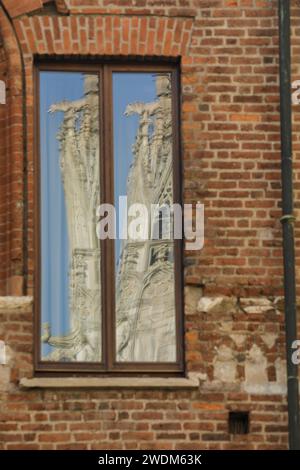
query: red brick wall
[
  {"left": 0, "top": 0, "right": 299, "bottom": 450},
  {"left": 1, "top": 0, "right": 289, "bottom": 297},
  {"left": 0, "top": 0, "right": 290, "bottom": 295}
]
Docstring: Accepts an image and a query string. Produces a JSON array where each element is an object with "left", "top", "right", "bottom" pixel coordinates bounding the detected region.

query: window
[{"left": 35, "top": 61, "right": 183, "bottom": 375}]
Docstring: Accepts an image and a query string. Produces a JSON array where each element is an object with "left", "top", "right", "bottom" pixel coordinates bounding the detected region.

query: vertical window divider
[
  {"left": 102, "top": 64, "right": 116, "bottom": 371},
  {"left": 99, "top": 65, "right": 108, "bottom": 371}
]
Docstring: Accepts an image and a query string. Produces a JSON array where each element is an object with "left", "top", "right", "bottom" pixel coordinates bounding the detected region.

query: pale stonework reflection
[
  {"left": 41, "top": 73, "right": 176, "bottom": 363},
  {"left": 41, "top": 74, "right": 101, "bottom": 362},
  {"left": 115, "top": 73, "right": 176, "bottom": 362}
]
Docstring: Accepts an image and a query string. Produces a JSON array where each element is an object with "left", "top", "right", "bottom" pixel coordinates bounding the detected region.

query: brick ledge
[{"left": 19, "top": 376, "right": 199, "bottom": 390}]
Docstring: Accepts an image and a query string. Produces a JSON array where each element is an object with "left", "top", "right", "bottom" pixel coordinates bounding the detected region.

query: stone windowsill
[{"left": 20, "top": 376, "right": 199, "bottom": 390}]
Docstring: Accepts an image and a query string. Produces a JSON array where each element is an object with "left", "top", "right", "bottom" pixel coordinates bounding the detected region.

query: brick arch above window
[{"left": 14, "top": 15, "right": 194, "bottom": 58}]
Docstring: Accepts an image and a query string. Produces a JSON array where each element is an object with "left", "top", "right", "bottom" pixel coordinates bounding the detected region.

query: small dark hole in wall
[{"left": 228, "top": 411, "right": 249, "bottom": 435}]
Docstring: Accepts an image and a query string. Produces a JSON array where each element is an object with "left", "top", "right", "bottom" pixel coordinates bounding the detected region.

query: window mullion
[{"left": 102, "top": 64, "right": 116, "bottom": 372}]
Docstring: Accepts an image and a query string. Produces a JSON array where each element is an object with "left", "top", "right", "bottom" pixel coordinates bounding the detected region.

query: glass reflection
[
  {"left": 113, "top": 72, "right": 176, "bottom": 362},
  {"left": 40, "top": 72, "right": 101, "bottom": 362}
]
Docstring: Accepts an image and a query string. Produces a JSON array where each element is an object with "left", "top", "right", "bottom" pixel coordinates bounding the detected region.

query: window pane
[
  {"left": 40, "top": 71, "right": 101, "bottom": 362},
  {"left": 113, "top": 72, "right": 177, "bottom": 363}
]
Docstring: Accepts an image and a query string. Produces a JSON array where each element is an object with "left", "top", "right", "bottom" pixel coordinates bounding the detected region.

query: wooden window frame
[{"left": 34, "top": 58, "right": 184, "bottom": 377}]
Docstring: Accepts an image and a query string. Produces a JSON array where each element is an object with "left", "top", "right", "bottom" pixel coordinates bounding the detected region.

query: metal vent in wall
[{"left": 228, "top": 411, "right": 249, "bottom": 435}]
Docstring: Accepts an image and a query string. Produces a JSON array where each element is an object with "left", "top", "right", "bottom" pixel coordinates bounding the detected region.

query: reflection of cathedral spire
[
  {"left": 42, "top": 75, "right": 101, "bottom": 362},
  {"left": 42, "top": 73, "right": 176, "bottom": 364},
  {"left": 116, "top": 73, "right": 176, "bottom": 363}
]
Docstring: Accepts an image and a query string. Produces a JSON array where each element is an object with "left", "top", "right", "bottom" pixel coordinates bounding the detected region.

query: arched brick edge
[
  {"left": 0, "top": 6, "right": 24, "bottom": 295},
  {"left": 15, "top": 15, "right": 193, "bottom": 57}
]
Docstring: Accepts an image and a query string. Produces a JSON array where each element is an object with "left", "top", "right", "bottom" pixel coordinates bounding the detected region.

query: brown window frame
[{"left": 34, "top": 59, "right": 184, "bottom": 377}]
